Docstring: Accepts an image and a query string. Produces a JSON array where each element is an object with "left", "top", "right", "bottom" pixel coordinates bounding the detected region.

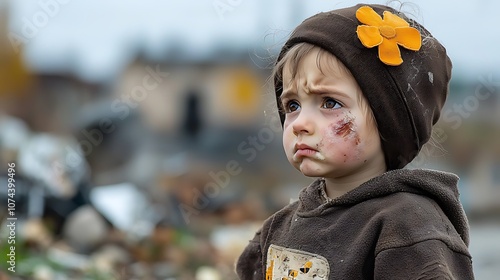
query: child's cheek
[{"left": 322, "top": 112, "right": 362, "bottom": 163}]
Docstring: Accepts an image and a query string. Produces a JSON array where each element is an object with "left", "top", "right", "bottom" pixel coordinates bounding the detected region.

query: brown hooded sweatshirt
[{"left": 236, "top": 169, "right": 474, "bottom": 279}]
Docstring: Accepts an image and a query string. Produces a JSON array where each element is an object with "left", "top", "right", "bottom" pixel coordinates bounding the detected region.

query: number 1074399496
[{"left": 7, "top": 163, "right": 16, "bottom": 216}]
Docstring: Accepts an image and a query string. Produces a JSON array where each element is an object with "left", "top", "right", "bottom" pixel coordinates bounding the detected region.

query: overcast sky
[{"left": 6, "top": 0, "right": 499, "bottom": 82}]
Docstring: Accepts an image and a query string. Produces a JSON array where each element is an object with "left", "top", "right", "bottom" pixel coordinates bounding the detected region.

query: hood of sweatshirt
[{"left": 296, "top": 168, "right": 469, "bottom": 246}]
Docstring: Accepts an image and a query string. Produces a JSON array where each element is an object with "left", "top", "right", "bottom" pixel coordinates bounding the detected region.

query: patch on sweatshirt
[{"left": 266, "top": 244, "right": 329, "bottom": 279}]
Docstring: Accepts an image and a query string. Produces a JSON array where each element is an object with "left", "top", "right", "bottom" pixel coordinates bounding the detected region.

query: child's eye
[
  {"left": 322, "top": 97, "right": 342, "bottom": 109},
  {"left": 285, "top": 100, "right": 300, "bottom": 113}
]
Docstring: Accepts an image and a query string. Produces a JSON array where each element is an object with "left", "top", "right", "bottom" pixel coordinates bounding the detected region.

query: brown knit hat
[{"left": 274, "top": 3, "right": 452, "bottom": 170}]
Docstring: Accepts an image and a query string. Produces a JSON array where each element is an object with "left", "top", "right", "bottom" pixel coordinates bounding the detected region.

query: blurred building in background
[{"left": 0, "top": 0, "right": 499, "bottom": 279}]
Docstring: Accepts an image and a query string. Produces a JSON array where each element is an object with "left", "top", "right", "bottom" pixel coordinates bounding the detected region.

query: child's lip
[
  {"left": 294, "top": 149, "right": 318, "bottom": 158},
  {"left": 293, "top": 143, "right": 324, "bottom": 161},
  {"left": 294, "top": 143, "right": 317, "bottom": 152}
]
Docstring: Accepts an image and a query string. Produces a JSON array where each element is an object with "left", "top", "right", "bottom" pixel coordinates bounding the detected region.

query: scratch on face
[{"left": 334, "top": 113, "right": 360, "bottom": 145}]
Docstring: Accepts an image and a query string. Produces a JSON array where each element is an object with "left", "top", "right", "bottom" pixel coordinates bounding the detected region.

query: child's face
[{"left": 280, "top": 48, "right": 385, "bottom": 179}]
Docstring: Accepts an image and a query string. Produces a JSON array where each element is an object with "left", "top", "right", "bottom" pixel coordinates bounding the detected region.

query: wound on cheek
[
  {"left": 336, "top": 120, "right": 354, "bottom": 137},
  {"left": 334, "top": 115, "right": 360, "bottom": 145}
]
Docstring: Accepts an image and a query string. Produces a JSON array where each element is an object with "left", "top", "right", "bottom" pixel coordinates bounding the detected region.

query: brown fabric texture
[
  {"left": 274, "top": 4, "right": 452, "bottom": 170},
  {"left": 236, "top": 169, "right": 474, "bottom": 279}
]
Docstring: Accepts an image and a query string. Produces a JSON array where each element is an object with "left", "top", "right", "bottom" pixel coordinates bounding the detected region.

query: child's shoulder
[
  {"left": 265, "top": 199, "right": 300, "bottom": 223},
  {"left": 374, "top": 192, "right": 468, "bottom": 255}
]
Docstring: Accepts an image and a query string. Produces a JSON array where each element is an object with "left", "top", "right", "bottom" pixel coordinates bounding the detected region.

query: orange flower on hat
[{"left": 356, "top": 6, "right": 421, "bottom": 66}]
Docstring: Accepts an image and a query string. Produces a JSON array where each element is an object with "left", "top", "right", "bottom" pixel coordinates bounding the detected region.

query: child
[{"left": 236, "top": 4, "right": 474, "bottom": 279}]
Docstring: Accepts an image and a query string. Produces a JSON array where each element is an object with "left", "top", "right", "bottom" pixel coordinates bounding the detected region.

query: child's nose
[{"left": 292, "top": 110, "right": 314, "bottom": 136}]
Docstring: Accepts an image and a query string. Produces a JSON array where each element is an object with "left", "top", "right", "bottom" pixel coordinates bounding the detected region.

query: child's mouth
[{"left": 293, "top": 148, "right": 325, "bottom": 161}]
